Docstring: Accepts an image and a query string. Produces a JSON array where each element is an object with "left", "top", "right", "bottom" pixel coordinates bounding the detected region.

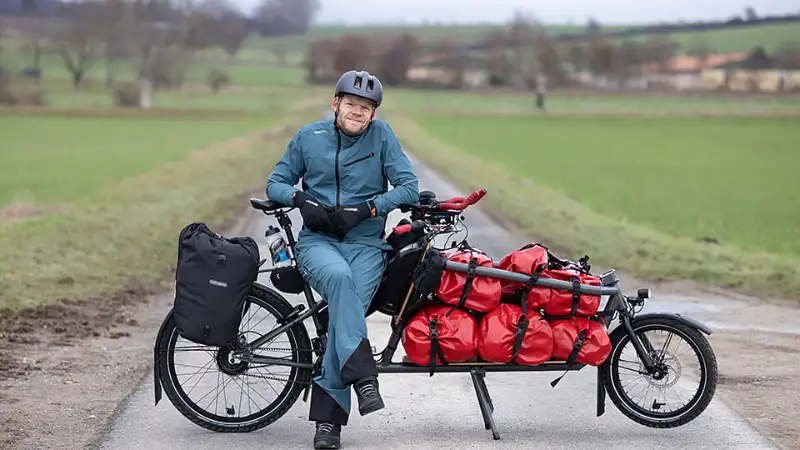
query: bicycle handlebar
[
  {"left": 392, "top": 188, "right": 488, "bottom": 236},
  {"left": 437, "top": 188, "right": 487, "bottom": 211}
]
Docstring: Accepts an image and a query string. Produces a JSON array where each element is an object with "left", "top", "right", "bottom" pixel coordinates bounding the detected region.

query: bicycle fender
[
  {"left": 634, "top": 312, "right": 714, "bottom": 335},
  {"left": 153, "top": 308, "right": 175, "bottom": 407}
]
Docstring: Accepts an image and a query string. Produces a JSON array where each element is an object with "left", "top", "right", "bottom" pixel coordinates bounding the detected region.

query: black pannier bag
[
  {"left": 368, "top": 219, "right": 430, "bottom": 317},
  {"left": 173, "top": 222, "right": 260, "bottom": 346}
]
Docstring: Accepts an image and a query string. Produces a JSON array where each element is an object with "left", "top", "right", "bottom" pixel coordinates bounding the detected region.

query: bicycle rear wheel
[{"left": 157, "top": 284, "right": 313, "bottom": 432}]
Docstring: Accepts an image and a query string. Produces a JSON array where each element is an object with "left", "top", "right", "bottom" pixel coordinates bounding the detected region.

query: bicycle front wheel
[{"left": 602, "top": 316, "right": 718, "bottom": 428}]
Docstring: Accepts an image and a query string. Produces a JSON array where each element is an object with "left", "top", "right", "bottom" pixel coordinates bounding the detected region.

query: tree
[
  {"left": 588, "top": 37, "right": 616, "bottom": 76},
  {"left": 253, "top": 0, "right": 320, "bottom": 37},
  {"left": 185, "top": 0, "right": 252, "bottom": 58},
  {"left": 378, "top": 33, "right": 417, "bottom": 86},
  {"left": 745, "top": 6, "right": 758, "bottom": 21},
  {"left": 53, "top": 3, "right": 105, "bottom": 89},
  {"left": 333, "top": 34, "right": 372, "bottom": 75},
  {"left": 567, "top": 44, "right": 588, "bottom": 71},
  {"left": 506, "top": 10, "right": 546, "bottom": 87},
  {"left": 482, "top": 29, "right": 510, "bottom": 83}
]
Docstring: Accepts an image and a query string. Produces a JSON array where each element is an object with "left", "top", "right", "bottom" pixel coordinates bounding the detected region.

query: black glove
[
  {"left": 292, "top": 191, "right": 334, "bottom": 234},
  {"left": 330, "top": 200, "right": 376, "bottom": 239}
]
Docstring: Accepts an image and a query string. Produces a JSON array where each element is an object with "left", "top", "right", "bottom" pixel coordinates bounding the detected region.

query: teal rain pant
[{"left": 295, "top": 232, "right": 388, "bottom": 425}]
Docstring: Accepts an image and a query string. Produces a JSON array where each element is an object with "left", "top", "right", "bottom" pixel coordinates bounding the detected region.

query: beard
[{"left": 337, "top": 114, "right": 369, "bottom": 136}]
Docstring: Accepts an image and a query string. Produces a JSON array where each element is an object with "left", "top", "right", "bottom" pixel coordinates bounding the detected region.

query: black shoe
[
  {"left": 354, "top": 376, "right": 385, "bottom": 416},
  {"left": 313, "top": 422, "right": 341, "bottom": 449}
]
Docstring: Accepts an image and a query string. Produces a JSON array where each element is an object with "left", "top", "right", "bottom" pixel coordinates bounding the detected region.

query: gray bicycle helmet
[{"left": 334, "top": 70, "right": 383, "bottom": 107}]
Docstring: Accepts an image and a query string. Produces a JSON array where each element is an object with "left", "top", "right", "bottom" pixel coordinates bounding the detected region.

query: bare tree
[
  {"left": 305, "top": 37, "right": 337, "bottom": 81},
  {"left": 121, "top": 0, "right": 194, "bottom": 108},
  {"left": 588, "top": 37, "right": 617, "bottom": 77},
  {"left": 333, "top": 34, "right": 373, "bottom": 75},
  {"left": 482, "top": 29, "right": 510, "bottom": 84},
  {"left": 186, "top": 0, "right": 252, "bottom": 59},
  {"left": 506, "top": 10, "right": 546, "bottom": 87},
  {"left": 253, "top": 0, "right": 320, "bottom": 37},
  {"left": 53, "top": 4, "right": 105, "bottom": 89},
  {"left": 378, "top": 33, "right": 417, "bottom": 86}
]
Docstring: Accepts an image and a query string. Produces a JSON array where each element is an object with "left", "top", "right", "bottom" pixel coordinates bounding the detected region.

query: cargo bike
[{"left": 153, "top": 188, "right": 719, "bottom": 441}]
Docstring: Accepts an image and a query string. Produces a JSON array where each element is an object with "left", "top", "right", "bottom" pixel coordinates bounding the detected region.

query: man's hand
[
  {"left": 330, "top": 201, "right": 376, "bottom": 238},
  {"left": 292, "top": 191, "right": 335, "bottom": 235}
]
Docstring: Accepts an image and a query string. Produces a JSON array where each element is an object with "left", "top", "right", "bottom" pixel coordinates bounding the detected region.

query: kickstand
[{"left": 470, "top": 368, "right": 500, "bottom": 440}]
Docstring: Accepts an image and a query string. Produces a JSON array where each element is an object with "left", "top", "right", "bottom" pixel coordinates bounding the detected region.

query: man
[{"left": 266, "top": 70, "right": 420, "bottom": 449}]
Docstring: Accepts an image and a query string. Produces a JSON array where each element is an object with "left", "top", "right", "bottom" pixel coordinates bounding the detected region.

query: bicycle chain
[{"left": 236, "top": 346, "right": 317, "bottom": 386}]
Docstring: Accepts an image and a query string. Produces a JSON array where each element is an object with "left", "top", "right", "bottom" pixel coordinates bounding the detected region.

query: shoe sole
[
  {"left": 314, "top": 438, "right": 340, "bottom": 449},
  {"left": 359, "top": 396, "right": 385, "bottom": 416}
]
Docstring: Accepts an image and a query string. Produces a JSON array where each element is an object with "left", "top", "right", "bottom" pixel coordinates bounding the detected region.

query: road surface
[{"left": 92, "top": 152, "right": 778, "bottom": 450}]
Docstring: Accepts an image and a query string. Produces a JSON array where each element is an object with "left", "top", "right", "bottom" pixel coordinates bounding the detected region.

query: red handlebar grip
[
  {"left": 438, "top": 201, "right": 465, "bottom": 211},
  {"left": 465, "top": 189, "right": 487, "bottom": 205},
  {"left": 393, "top": 224, "right": 412, "bottom": 235}
]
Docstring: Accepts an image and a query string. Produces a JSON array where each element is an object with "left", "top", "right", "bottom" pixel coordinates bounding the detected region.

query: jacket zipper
[
  {"left": 343, "top": 152, "right": 374, "bottom": 167},
  {"left": 335, "top": 132, "right": 342, "bottom": 207}
]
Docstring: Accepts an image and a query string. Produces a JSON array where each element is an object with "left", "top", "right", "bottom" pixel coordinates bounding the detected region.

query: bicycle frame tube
[
  {"left": 246, "top": 299, "right": 327, "bottom": 351},
  {"left": 261, "top": 210, "right": 328, "bottom": 339}
]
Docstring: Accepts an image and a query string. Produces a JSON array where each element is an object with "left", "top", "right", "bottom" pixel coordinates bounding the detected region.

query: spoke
[{"left": 183, "top": 359, "right": 217, "bottom": 396}]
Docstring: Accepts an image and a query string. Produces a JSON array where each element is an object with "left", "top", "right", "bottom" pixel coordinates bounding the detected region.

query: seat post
[{"left": 275, "top": 212, "right": 297, "bottom": 252}]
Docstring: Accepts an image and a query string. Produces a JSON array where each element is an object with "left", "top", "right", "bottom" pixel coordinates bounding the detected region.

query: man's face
[{"left": 333, "top": 94, "right": 375, "bottom": 135}]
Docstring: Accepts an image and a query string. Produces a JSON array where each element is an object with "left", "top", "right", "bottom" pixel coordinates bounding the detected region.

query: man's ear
[{"left": 331, "top": 96, "right": 339, "bottom": 112}]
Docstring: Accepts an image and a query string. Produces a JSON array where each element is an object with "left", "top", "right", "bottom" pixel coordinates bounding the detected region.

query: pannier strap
[
  {"left": 566, "top": 328, "right": 588, "bottom": 365},
  {"left": 445, "top": 257, "right": 478, "bottom": 317},
  {"left": 550, "top": 325, "right": 588, "bottom": 388},
  {"left": 428, "top": 318, "right": 448, "bottom": 376},
  {"left": 511, "top": 268, "right": 542, "bottom": 362},
  {"left": 542, "top": 276, "right": 583, "bottom": 321}
]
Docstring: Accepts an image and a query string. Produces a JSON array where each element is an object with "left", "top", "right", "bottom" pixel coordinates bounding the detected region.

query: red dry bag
[
  {"left": 550, "top": 316, "right": 611, "bottom": 366},
  {"left": 436, "top": 248, "right": 501, "bottom": 313},
  {"left": 496, "top": 243, "right": 553, "bottom": 311},
  {"left": 541, "top": 269, "right": 602, "bottom": 319},
  {"left": 402, "top": 304, "right": 479, "bottom": 375},
  {"left": 478, "top": 303, "right": 553, "bottom": 365}
]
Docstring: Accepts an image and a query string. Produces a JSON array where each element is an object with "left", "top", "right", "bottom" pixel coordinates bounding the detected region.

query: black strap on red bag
[
  {"left": 510, "top": 267, "right": 543, "bottom": 363},
  {"left": 542, "top": 276, "right": 583, "bottom": 320},
  {"left": 549, "top": 323, "right": 589, "bottom": 388},
  {"left": 445, "top": 257, "right": 478, "bottom": 317},
  {"left": 428, "top": 318, "right": 448, "bottom": 376}
]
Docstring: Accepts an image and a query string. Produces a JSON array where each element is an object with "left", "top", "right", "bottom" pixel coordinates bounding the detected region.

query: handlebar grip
[
  {"left": 393, "top": 224, "right": 413, "bottom": 235},
  {"left": 465, "top": 188, "right": 487, "bottom": 205}
]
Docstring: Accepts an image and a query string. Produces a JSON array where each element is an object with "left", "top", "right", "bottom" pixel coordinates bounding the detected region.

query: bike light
[{"left": 638, "top": 288, "right": 651, "bottom": 299}]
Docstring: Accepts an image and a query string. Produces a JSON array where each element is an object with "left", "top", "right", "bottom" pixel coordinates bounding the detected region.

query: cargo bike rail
[{"left": 152, "top": 187, "right": 719, "bottom": 441}]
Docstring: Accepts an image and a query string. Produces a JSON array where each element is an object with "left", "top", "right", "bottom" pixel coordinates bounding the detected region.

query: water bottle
[{"left": 264, "top": 226, "right": 291, "bottom": 268}]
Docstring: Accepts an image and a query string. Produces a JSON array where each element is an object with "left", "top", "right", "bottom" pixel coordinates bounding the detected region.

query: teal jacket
[{"left": 266, "top": 119, "right": 420, "bottom": 248}]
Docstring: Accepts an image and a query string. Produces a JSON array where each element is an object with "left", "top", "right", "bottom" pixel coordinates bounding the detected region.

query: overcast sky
[{"left": 303, "top": 0, "right": 799, "bottom": 26}]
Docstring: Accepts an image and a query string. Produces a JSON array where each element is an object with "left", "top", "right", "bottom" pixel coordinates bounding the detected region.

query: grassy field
[
  {"left": 0, "top": 66, "right": 327, "bottom": 313},
  {"left": 416, "top": 114, "right": 800, "bottom": 257},
  {"left": 0, "top": 107, "right": 320, "bottom": 313},
  {"left": 386, "top": 88, "right": 800, "bottom": 114},
  {"left": 248, "top": 21, "right": 800, "bottom": 57},
  {"left": 388, "top": 112, "right": 800, "bottom": 299},
  {"left": 0, "top": 116, "right": 272, "bottom": 206}
]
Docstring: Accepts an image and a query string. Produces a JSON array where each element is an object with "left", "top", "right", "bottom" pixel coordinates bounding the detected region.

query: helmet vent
[
  {"left": 366, "top": 79, "right": 374, "bottom": 92},
  {"left": 353, "top": 76, "right": 363, "bottom": 89}
]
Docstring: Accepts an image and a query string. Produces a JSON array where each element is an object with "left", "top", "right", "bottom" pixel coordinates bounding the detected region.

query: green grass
[
  {"left": 0, "top": 115, "right": 272, "bottom": 206},
  {"left": 0, "top": 105, "right": 319, "bottom": 313},
  {"left": 416, "top": 114, "right": 800, "bottom": 257},
  {"left": 387, "top": 113, "right": 800, "bottom": 300},
  {"left": 247, "top": 21, "right": 800, "bottom": 57},
  {"left": 386, "top": 89, "right": 800, "bottom": 114}
]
